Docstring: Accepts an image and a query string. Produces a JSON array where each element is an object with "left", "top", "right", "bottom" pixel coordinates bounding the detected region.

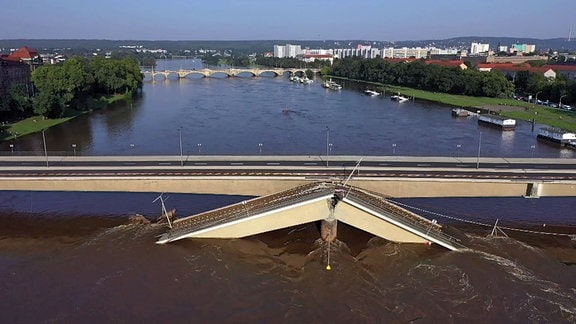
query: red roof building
[
  {"left": 9, "top": 46, "right": 39, "bottom": 61},
  {"left": 477, "top": 63, "right": 566, "bottom": 79},
  {"left": 0, "top": 57, "right": 32, "bottom": 98},
  {"left": 7, "top": 46, "right": 42, "bottom": 72},
  {"left": 384, "top": 58, "right": 419, "bottom": 64},
  {"left": 425, "top": 60, "right": 468, "bottom": 70}
]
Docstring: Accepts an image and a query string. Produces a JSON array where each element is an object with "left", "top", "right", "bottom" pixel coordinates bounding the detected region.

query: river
[{"left": 1, "top": 59, "right": 575, "bottom": 322}]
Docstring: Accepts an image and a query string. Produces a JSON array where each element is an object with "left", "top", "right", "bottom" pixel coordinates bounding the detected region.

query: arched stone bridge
[{"left": 142, "top": 67, "right": 321, "bottom": 79}]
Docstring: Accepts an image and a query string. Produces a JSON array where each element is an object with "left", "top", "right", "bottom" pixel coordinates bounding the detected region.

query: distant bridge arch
[{"left": 142, "top": 68, "right": 321, "bottom": 81}]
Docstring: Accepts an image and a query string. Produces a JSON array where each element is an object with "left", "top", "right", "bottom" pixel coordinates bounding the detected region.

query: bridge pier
[
  {"left": 525, "top": 182, "right": 542, "bottom": 198},
  {"left": 321, "top": 219, "right": 337, "bottom": 242}
]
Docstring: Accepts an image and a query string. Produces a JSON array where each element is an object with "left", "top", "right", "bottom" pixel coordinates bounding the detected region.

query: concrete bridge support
[
  {"left": 321, "top": 219, "right": 337, "bottom": 242},
  {"left": 526, "top": 182, "right": 543, "bottom": 198}
]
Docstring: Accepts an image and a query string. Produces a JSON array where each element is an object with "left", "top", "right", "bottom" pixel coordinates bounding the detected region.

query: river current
[{"left": 1, "top": 59, "right": 575, "bottom": 322}]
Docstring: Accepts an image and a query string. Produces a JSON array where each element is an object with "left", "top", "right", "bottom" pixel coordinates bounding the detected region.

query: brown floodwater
[{"left": 1, "top": 206, "right": 575, "bottom": 323}]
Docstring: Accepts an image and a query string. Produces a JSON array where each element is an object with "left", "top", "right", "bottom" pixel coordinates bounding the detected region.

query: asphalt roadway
[{"left": 0, "top": 155, "right": 575, "bottom": 181}]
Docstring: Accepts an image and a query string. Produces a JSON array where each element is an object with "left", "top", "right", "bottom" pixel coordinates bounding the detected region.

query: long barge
[
  {"left": 537, "top": 128, "right": 576, "bottom": 148},
  {"left": 477, "top": 114, "right": 516, "bottom": 131}
]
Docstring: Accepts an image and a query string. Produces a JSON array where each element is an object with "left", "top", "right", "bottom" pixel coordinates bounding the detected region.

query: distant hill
[
  {"left": 393, "top": 37, "right": 576, "bottom": 51},
  {"left": 1, "top": 37, "right": 574, "bottom": 54}
]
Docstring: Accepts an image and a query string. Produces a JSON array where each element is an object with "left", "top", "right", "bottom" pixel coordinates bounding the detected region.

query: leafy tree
[{"left": 31, "top": 56, "right": 143, "bottom": 118}]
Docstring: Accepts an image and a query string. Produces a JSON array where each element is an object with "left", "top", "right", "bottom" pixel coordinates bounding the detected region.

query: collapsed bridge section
[{"left": 156, "top": 182, "right": 465, "bottom": 251}]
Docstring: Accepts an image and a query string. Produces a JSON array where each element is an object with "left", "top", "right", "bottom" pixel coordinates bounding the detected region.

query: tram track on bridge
[{"left": 0, "top": 168, "right": 575, "bottom": 181}]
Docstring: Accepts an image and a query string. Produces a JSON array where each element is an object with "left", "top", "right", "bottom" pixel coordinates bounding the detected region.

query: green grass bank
[
  {"left": 1, "top": 93, "right": 131, "bottom": 142},
  {"left": 329, "top": 76, "right": 576, "bottom": 132}
]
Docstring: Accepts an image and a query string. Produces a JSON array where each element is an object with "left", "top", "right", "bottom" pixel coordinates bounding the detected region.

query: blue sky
[{"left": 1, "top": 0, "right": 574, "bottom": 40}]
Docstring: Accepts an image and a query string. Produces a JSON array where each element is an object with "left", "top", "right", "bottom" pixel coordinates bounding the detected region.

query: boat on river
[
  {"left": 322, "top": 79, "right": 342, "bottom": 91},
  {"left": 300, "top": 77, "right": 313, "bottom": 85},
  {"left": 477, "top": 114, "right": 516, "bottom": 131},
  {"left": 364, "top": 89, "right": 381, "bottom": 96},
  {"left": 537, "top": 128, "right": 576, "bottom": 148},
  {"left": 451, "top": 108, "right": 471, "bottom": 117},
  {"left": 390, "top": 94, "right": 409, "bottom": 102}
]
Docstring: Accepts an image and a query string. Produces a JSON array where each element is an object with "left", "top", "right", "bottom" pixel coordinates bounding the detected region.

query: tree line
[
  {"left": 512, "top": 70, "right": 576, "bottom": 105},
  {"left": 1, "top": 56, "right": 143, "bottom": 121},
  {"left": 328, "top": 57, "right": 514, "bottom": 98}
]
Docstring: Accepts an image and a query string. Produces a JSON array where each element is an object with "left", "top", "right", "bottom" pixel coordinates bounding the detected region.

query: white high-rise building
[
  {"left": 273, "top": 45, "right": 285, "bottom": 58},
  {"left": 285, "top": 44, "right": 302, "bottom": 58},
  {"left": 470, "top": 42, "right": 490, "bottom": 55},
  {"left": 273, "top": 44, "right": 302, "bottom": 58}
]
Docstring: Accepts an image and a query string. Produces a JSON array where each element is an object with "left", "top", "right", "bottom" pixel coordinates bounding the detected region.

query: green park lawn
[
  {"left": 336, "top": 77, "right": 576, "bottom": 132},
  {"left": 1, "top": 94, "right": 129, "bottom": 142}
]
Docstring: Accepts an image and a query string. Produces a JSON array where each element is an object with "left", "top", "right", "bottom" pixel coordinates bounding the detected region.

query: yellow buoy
[{"left": 326, "top": 264, "right": 331, "bottom": 271}]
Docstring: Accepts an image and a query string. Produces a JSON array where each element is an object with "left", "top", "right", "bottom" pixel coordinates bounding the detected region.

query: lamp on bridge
[
  {"left": 72, "top": 143, "right": 77, "bottom": 156},
  {"left": 258, "top": 143, "right": 263, "bottom": 154},
  {"left": 326, "top": 127, "right": 330, "bottom": 166},
  {"left": 42, "top": 129, "right": 48, "bottom": 167},
  {"left": 559, "top": 94, "right": 567, "bottom": 108},
  {"left": 476, "top": 132, "right": 482, "bottom": 169},
  {"left": 9, "top": 144, "right": 13, "bottom": 156},
  {"left": 392, "top": 143, "right": 397, "bottom": 156},
  {"left": 178, "top": 129, "right": 183, "bottom": 167},
  {"left": 197, "top": 143, "right": 202, "bottom": 153}
]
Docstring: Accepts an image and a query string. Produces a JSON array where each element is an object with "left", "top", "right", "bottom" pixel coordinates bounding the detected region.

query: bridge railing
[{"left": 160, "top": 182, "right": 335, "bottom": 241}]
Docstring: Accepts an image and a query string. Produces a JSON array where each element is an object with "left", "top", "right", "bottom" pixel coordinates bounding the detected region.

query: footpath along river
[{"left": 0, "top": 59, "right": 575, "bottom": 322}]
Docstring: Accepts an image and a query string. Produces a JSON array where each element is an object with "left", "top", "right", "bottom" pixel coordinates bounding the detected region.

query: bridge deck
[
  {"left": 341, "top": 186, "right": 466, "bottom": 250},
  {"left": 157, "top": 182, "right": 334, "bottom": 243}
]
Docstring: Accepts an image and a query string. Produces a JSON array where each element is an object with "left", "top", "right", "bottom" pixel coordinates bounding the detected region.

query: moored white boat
[
  {"left": 364, "top": 89, "right": 381, "bottom": 96},
  {"left": 301, "top": 77, "right": 313, "bottom": 85},
  {"left": 390, "top": 94, "right": 409, "bottom": 102},
  {"left": 451, "top": 108, "right": 471, "bottom": 117},
  {"left": 322, "top": 79, "right": 342, "bottom": 91},
  {"left": 537, "top": 127, "right": 576, "bottom": 147},
  {"left": 477, "top": 114, "right": 516, "bottom": 131}
]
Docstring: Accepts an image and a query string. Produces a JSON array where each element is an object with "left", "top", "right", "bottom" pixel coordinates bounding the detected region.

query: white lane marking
[
  {"left": 495, "top": 165, "right": 509, "bottom": 168},
  {"left": 378, "top": 163, "right": 390, "bottom": 166},
  {"left": 230, "top": 163, "right": 244, "bottom": 166},
  {"left": 266, "top": 163, "right": 280, "bottom": 165},
  {"left": 304, "top": 163, "right": 318, "bottom": 165},
  {"left": 159, "top": 162, "right": 172, "bottom": 165},
  {"left": 194, "top": 163, "right": 207, "bottom": 165},
  {"left": 417, "top": 163, "right": 431, "bottom": 167}
]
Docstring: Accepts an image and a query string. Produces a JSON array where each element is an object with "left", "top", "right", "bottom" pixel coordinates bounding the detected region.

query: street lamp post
[
  {"left": 42, "top": 129, "right": 48, "bottom": 167},
  {"left": 71, "top": 144, "right": 76, "bottom": 156},
  {"left": 179, "top": 129, "right": 183, "bottom": 167},
  {"left": 559, "top": 95, "right": 567, "bottom": 108},
  {"left": 130, "top": 143, "right": 135, "bottom": 155},
  {"left": 197, "top": 143, "right": 202, "bottom": 153},
  {"left": 326, "top": 127, "right": 330, "bottom": 167},
  {"left": 392, "top": 143, "right": 397, "bottom": 156},
  {"left": 9, "top": 144, "right": 13, "bottom": 156},
  {"left": 476, "top": 132, "right": 482, "bottom": 169},
  {"left": 258, "top": 143, "right": 263, "bottom": 154},
  {"left": 456, "top": 144, "right": 461, "bottom": 157},
  {"left": 531, "top": 144, "right": 536, "bottom": 158},
  {"left": 328, "top": 143, "right": 333, "bottom": 162},
  {"left": 535, "top": 91, "right": 542, "bottom": 104}
]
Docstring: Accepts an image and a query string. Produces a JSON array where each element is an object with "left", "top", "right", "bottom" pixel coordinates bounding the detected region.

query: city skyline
[{"left": 1, "top": 0, "right": 575, "bottom": 41}]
